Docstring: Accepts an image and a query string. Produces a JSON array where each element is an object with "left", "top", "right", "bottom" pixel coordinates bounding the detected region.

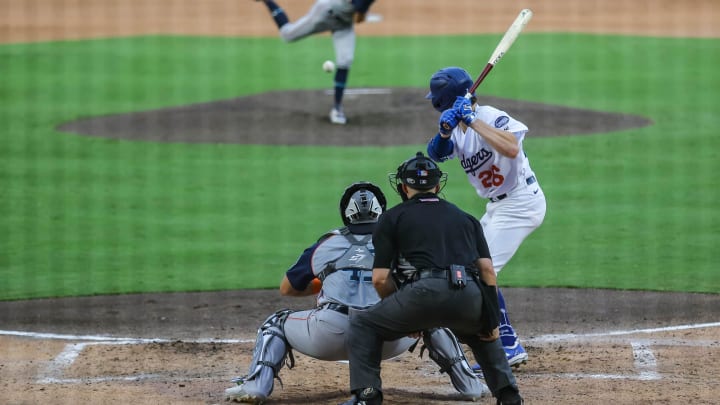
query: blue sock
[
  {"left": 498, "top": 288, "right": 519, "bottom": 348},
  {"left": 263, "top": 1, "right": 289, "bottom": 28},
  {"left": 334, "top": 68, "right": 349, "bottom": 109}
]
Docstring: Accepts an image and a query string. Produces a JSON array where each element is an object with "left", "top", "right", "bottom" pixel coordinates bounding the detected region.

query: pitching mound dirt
[{"left": 57, "top": 89, "right": 652, "bottom": 145}]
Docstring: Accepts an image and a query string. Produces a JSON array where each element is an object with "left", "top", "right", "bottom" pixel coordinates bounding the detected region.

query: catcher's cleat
[
  {"left": 505, "top": 344, "right": 528, "bottom": 368},
  {"left": 224, "top": 383, "right": 267, "bottom": 404}
]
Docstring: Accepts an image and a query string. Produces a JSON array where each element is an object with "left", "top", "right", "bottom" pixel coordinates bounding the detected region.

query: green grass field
[{"left": 1, "top": 33, "right": 718, "bottom": 300}]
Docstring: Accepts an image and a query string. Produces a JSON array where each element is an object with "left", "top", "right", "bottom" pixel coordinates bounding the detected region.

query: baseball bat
[{"left": 467, "top": 8, "right": 533, "bottom": 95}]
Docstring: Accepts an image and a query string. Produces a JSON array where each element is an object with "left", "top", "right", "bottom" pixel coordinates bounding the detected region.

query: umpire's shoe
[
  {"left": 496, "top": 386, "right": 524, "bottom": 405},
  {"left": 339, "top": 387, "right": 382, "bottom": 405}
]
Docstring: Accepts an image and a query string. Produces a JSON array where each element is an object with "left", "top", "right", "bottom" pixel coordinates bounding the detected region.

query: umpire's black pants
[{"left": 347, "top": 277, "right": 517, "bottom": 396}]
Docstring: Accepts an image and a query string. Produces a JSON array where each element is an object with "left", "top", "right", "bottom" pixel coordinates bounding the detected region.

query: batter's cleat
[
  {"left": 505, "top": 343, "right": 528, "bottom": 368},
  {"left": 330, "top": 107, "right": 347, "bottom": 125},
  {"left": 224, "top": 382, "right": 267, "bottom": 404}
]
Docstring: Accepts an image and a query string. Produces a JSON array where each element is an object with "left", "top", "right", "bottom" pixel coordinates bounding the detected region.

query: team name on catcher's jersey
[{"left": 460, "top": 148, "right": 493, "bottom": 176}]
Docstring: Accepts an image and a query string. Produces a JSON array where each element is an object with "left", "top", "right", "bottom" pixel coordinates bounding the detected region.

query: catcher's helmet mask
[
  {"left": 426, "top": 66, "right": 477, "bottom": 112},
  {"left": 389, "top": 152, "right": 448, "bottom": 201},
  {"left": 339, "top": 182, "right": 387, "bottom": 226}
]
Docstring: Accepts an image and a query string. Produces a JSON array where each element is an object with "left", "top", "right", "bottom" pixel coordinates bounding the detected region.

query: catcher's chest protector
[
  {"left": 333, "top": 234, "right": 374, "bottom": 271},
  {"left": 317, "top": 232, "right": 380, "bottom": 309},
  {"left": 317, "top": 233, "right": 373, "bottom": 281}
]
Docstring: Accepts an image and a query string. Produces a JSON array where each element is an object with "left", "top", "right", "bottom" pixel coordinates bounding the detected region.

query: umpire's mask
[{"left": 389, "top": 151, "right": 448, "bottom": 200}]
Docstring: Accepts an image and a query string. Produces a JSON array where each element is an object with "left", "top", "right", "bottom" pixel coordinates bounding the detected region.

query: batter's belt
[{"left": 489, "top": 175, "right": 536, "bottom": 202}]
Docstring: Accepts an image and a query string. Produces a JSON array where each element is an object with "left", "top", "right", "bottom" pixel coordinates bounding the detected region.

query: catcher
[{"left": 224, "top": 182, "right": 488, "bottom": 403}]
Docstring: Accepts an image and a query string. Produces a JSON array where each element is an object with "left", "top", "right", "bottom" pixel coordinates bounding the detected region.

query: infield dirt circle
[{"left": 2, "top": 1, "right": 719, "bottom": 404}]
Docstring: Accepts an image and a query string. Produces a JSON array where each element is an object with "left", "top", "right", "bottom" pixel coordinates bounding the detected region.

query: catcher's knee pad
[
  {"left": 258, "top": 309, "right": 293, "bottom": 333},
  {"left": 241, "top": 310, "right": 295, "bottom": 386},
  {"left": 422, "top": 328, "right": 488, "bottom": 399}
]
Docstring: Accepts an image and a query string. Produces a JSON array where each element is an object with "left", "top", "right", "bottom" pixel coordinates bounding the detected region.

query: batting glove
[
  {"left": 438, "top": 108, "right": 459, "bottom": 136},
  {"left": 453, "top": 96, "right": 477, "bottom": 125}
]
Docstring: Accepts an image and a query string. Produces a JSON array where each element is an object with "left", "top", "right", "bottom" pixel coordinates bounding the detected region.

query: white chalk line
[
  {"left": 519, "top": 322, "right": 720, "bottom": 381},
  {"left": 39, "top": 373, "right": 165, "bottom": 384},
  {"left": 527, "top": 321, "right": 720, "bottom": 344},
  {"left": 3, "top": 320, "right": 717, "bottom": 385},
  {"left": 520, "top": 339, "right": 661, "bottom": 381},
  {"left": 0, "top": 330, "right": 255, "bottom": 384},
  {"left": 0, "top": 329, "right": 252, "bottom": 344},
  {"left": 323, "top": 88, "right": 393, "bottom": 96},
  {"left": 631, "top": 341, "right": 660, "bottom": 380}
]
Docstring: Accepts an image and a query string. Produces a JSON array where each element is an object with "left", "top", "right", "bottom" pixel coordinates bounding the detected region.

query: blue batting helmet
[{"left": 425, "top": 67, "right": 475, "bottom": 112}]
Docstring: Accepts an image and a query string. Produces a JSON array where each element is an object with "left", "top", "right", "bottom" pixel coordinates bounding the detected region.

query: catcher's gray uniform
[
  {"left": 225, "top": 182, "right": 488, "bottom": 404},
  {"left": 283, "top": 228, "right": 414, "bottom": 361}
]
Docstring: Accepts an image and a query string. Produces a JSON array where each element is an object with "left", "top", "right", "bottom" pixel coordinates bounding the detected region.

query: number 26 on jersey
[{"left": 478, "top": 165, "right": 504, "bottom": 188}]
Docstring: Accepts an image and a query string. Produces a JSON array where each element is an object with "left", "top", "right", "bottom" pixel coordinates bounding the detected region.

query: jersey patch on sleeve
[{"left": 494, "top": 116, "right": 510, "bottom": 128}]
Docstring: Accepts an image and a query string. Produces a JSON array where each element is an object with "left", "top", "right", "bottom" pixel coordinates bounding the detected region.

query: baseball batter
[
  {"left": 253, "top": 0, "right": 377, "bottom": 125},
  {"left": 224, "top": 182, "right": 488, "bottom": 404},
  {"left": 425, "top": 67, "right": 547, "bottom": 368}
]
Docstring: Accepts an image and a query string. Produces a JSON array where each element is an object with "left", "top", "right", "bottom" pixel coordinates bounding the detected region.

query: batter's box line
[
  {"left": 0, "top": 330, "right": 253, "bottom": 385},
  {"left": 514, "top": 340, "right": 661, "bottom": 382},
  {"left": 0, "top": 329, "right": 254, "bottom": 344},
  {"left": 527, "top": 321, "right": 720, "bottom": 344},
  {"left": 35, "top": 338, "right": 255, "bottom": 385},
  {"left": 521, "top": 322, "right": 720, "bottom": 382}
]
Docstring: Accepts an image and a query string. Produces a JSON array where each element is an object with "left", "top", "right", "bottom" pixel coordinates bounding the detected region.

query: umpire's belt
[
  {"left": 414, "top": 269, "right": 477, "bottom": 282},
  {"left": 489, "top": 175, "right": 536, "bottom": 203},
  {"left": 323, "top": 302, "right": 349, "bottom": 315}
]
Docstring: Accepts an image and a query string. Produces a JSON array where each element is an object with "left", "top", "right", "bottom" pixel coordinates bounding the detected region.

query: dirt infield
[
  {"left": 2, "top": 0, "right": 719, "bottom": 404},
  {"left": 2, "top": 289, "right": 720, "bottom": 404}
]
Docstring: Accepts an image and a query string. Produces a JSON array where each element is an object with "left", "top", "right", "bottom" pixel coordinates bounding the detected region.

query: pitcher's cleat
[{"left": 330, "top": 107, "right": 347, "bottom": 125}]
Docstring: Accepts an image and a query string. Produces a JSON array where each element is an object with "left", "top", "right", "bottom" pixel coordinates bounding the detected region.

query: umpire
[{"left": 345, "top": 152, "right": 523, "bottom": 405}]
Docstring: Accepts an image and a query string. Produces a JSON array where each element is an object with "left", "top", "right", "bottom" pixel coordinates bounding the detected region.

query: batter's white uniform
[{"left": 443, "top": 105, "right": 546, "bottom": 272}]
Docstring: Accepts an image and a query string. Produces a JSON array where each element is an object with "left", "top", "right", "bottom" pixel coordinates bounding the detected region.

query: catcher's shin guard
[
  {"left": 229, "top": 310, "right": 295, "bottom": 399},
  {"left": 422, "top": 328, "right": 489, "bottom": 400}
]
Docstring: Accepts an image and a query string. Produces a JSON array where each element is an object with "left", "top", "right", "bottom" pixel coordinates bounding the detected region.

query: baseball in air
[{"left": 322, "top": 60, "right": 336, "bottom": 73}]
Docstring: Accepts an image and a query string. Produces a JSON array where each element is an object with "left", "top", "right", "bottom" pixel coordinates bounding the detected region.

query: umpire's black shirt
[{"left": 372, "top": 192, "right": 490, "bottom": 272}]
